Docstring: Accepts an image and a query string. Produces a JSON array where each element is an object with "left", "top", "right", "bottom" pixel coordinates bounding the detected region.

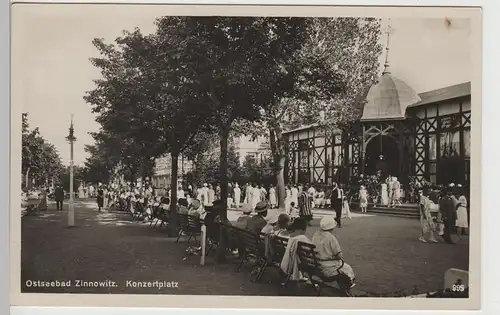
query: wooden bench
[
  {"left": 229, "top": 226, "right": 268, "bottom": 282},
  {"left": 175, "top": 213, "right": 202, "bottom": 245},
  {"left": 296, "top": 241, "right": 354, "bottom": 297}
]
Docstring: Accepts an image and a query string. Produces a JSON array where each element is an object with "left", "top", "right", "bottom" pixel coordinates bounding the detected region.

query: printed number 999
[{"left": 452, "top": 284, "right": 465, "bottom": 292}]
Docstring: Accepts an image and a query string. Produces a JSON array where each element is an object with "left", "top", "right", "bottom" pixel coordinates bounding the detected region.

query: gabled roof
[{"left": 409, "top": 81, "right": 471, "bottom": 108}]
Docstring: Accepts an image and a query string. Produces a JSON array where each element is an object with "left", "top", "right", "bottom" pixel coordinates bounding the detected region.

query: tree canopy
[{"left": 22, "top": 113, "right": 64, "bottom": 188}]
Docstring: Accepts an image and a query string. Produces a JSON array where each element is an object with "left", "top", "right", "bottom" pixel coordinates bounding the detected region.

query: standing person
[
  {"left": 233, "top": 183, "right": 241, "bottom": 209},
  {"left": 438, "top": 186, "right": 457, "bottom": 244},
  {"left": 419, "top": 187, "right": 438, "bottom": 243},
  {"left": 103, "top": 185, "right": 109, "bottom": 208},
  {"left": 359, "top": 185, "right": 368, "bottom": 213},
  {"left": 177, "top": 186, "right": 185, "bottom": 200},
  {"left": 208, "top": 184, "right": 215, "bottom": 206},
  {"left": 244, "top": 183, "right": 251, "bottom": 205},
  {"left": 455, "top": 184, "right": 469, "bottom": 237},
  {"left": 315, "top": 188, "right": 325, "bottom": 209},
  {"left": 269, "top": 185, "right": 277, "bottom": 209},
  {"left": 386, "top": 175, "right": 394, "bottom": 207},
  {"left": 307, "top": 185, "right": 316, "bottom": 209},
  {"left": 54, "top": 184, "right": 64, "bottom": 211},
  {"left": 215, "top": 185, "right": 221, "bottom": 200},
  {"left": 299, "top": 184, "right": 313, "bottom": 225},
  {"left": 89, "top": 184, "right": 95, "bottom": 198},
  {"left": 391, "top": 177, "right": 402, "bottom": 207},
  {"left": 260, "top": 184, "right": 267, "bottom": 202},
  {"left": 291, "top": 184, "right": 299, "bottom": 208},
  {"left": 96, "top": 183, "right": 104, "bottom": 212},
  {"left": 200, "top": 183, "right": 209, "bottom": 208},
  {"left": 38, "top": 187, "right": 48, "bottom": 211},
  {"left": 341, "top": 186, "right": 352, "bottom": 219},
  {"left": 251, "top": 183, "right": 260, "bottom": 210},
  {"left": 284, "top": 185, "right": 292, "bottom": 214},
  {"left": 330, "top": 182, "right": 344, "bottom": 227}
]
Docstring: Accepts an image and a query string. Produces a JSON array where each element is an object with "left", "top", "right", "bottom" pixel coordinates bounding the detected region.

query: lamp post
[{"left": 66, "top": 115, "right": 77, "bottom": 227}]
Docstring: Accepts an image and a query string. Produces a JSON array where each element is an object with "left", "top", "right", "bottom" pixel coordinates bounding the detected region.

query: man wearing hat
[
  {"left": 246, "top": 201, "right": 268, "bottom": 234},
  {"left": 438, "top": 186, "right": 457, "bottom": 244}
]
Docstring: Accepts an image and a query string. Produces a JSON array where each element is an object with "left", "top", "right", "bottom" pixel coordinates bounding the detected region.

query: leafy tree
[
  {"left": 240, "top": 18, "right": 383, "bottom": 208},
  {"left": 160, "top": 17, "right": 310, "bottom": 225},
  {"left": 22, "top": 113, "right": 64, "bottom": 188}
]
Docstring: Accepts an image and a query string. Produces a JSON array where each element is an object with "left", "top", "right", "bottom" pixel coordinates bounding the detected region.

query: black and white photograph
[{"left": 11, "top": 3, "right": 481, "bottom": 310}]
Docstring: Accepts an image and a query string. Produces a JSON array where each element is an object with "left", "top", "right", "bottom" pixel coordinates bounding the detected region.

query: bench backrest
[
  {"left": 221, "top": 223, "right": 239, "bottom": 248},
  {"left": 233, "top": 226, "right": 263, "bottom": 256},
  {"left": 187, "top": 215, "right": 202, "bottom": 233},
  {"left": 296, "top": 241, "right": 321, "bottom": 276},
  {"left": 177, "top": 213, "right": 190, "bottom": 230},
  {"left": 272, "top": 235, "right": 289, "bottom": 260}
]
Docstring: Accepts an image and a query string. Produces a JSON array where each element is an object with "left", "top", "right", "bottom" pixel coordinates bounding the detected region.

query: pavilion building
[{"left": 283, "top": 73, "right": 471, "bottom": 190}]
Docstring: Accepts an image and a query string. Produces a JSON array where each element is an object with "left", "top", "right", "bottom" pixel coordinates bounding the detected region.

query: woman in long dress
[
  {"left": 455, "top": 185, "right": 468, "bottom": 236},
  {"left": 419, "top": 188, "right": 438, "bottom": 243},
  {"left": 312, "top": 216, "right": 355, "bottom": 287},
  {"left": 233, "top": 183, "right": 241, "bottom": 209},
  {"left": 391, "top": 177, "right": 401, "bottom": 207},
  {"left": 269, "top": 185, "right": 277, "bottom": 209},
  {"left": 380, "top": 183, "right": 389, "bottom": 206},
  {"left": 284, "top": 185, "right": 292, "bottom": 214},
  {"left": 359, "top": 185, "right": 368, "bottom": 213},
  {"left": 291, "top": 185, "right": 299, "bottom": 207}
]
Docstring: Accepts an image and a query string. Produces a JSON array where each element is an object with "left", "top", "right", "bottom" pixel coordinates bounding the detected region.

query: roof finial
[{"left": 382, "top": 19, "right": 393, "bottom": 75}]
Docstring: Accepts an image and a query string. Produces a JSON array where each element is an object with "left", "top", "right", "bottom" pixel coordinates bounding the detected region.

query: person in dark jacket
[
  {"left": 54, "top": 185, "right": 64, "bottom": 211},
  {"left": 245, "top": 201, "right": 268, "bottom": 234},
  {"left": 330, "top": 182, "right": 344, "bottom": 227},
  {"left": 96, "top": 183, "right": 104, "bottom": 212},
  {"left": 438, "top": 187, "right": 457, "bottom": 244}
]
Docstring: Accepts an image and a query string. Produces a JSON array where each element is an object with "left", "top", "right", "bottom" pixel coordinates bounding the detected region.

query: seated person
[
  {"left": 261, "top": 215, "right": 279, "bottom": 234},
  {"left": 188, "top": 199, "right": 202, "bottom": 217},
  {"left": 178, "top": 198, "right": 189, "bottom": 214},
  {"left": 245, "top": 201, "right": 268, "bottom": 234},
  {"left": 233, "top": 205, "right": 253, "bottom": 229},
  {"left": 272, "top": 213, "right": 291, "bottom": 237},
  {"left": 311, "top": 216, "right": 355, "bottom": 288},
  {"left": 280, "top": 217, "right": 311, "bottom": 281}
]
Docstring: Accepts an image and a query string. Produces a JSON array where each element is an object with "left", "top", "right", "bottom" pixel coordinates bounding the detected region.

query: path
[{"left": 21, "top": 199, "right": 469, "bottom": 296}]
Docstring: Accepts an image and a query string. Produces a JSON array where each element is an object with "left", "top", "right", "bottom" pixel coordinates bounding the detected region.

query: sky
[{"left": 13, "top": 5, "right": 471, "bottom": 166}]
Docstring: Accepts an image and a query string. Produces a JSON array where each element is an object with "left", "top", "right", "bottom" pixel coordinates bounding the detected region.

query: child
[
  {"left": 435, "top": 211, "right": 445, "bottom": 236},
  {"left": 359, "top": 185, "right": 368, "bottom": 213},
  {"left": 289, "top": 202, "right": 299, "bottom": 219},
  {"left": 342, "top": 194, "right": 352, "bottom": 219}
]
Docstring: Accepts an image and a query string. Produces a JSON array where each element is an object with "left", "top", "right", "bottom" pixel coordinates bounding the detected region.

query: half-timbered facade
[{"left": 283, "top": 74, "right": 471, "bottom": 188}]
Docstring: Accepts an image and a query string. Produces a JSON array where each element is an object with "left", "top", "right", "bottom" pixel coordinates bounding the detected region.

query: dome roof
[{"left": 361, "top": 74, "right": 421, "bottom": 121}]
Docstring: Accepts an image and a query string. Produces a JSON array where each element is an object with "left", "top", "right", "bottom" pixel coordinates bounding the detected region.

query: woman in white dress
[
  {"left": 269, "top": 185, "right": 277, "bottom": 209},
  {"left": 233, "top": 183, "right": 241, "bottom": 208},
  {"left": 284, "top": 185, "right": 292, "bottom": 214},
  {"left": 380, "top": 183, "right": 389, "bottom": 206},
  {"left": 455, "top": 184, "right": 468, "bottom": 236},
  {"left": 391, "top": 177, "right": 401, "bottom": 207},
  {"left": 291, "top": 185, "right": 299, "bottom": 208},
  {"left": 251, "top": 184, "right": 261, "bottom": 209}
]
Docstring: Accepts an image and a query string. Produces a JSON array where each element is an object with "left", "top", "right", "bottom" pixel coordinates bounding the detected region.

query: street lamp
[{"left": 65, "top": 114, "right": 77, "bottom": 227}]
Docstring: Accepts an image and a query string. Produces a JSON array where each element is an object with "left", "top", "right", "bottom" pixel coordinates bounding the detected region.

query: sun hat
[
  {"left": 448, "top": 183, "right": 455, "bottom": 188},
  {"left": 255, "top": 201, "right": 269, "bottom": 213},
  {"left": 242, "top": 204, "right": 252, "bottom": 214},
  {"left": 320, "top": 216, "right": 337, "bottom": 231},
  {"left": 457, "top": 184, "right": 463, "bottom": 188},
  {"left": 267, "top": 215, "right": 279, "bottom": 225}
]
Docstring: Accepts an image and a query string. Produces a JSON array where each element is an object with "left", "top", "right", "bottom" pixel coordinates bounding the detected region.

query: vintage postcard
[{"left": 10, "top": 3, "right": 482, "bottom": 311}]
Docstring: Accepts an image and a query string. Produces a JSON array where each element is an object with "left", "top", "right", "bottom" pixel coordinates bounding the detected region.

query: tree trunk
[
  {"left": 269, "top": 127, "right": 286, "bottom": 208},
  {"left": 25, "top": 167, "right": 30, "bottom": 189},
  {"left": 217, "top": 126, "right": 230, "bottom": 263},
  {"left": 168, "top": 150, "right": 180, "bottom": 237}
]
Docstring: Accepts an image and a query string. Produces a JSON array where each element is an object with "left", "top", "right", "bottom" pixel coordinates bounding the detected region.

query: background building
[
  {"left": 152, "top": 154, "right": 193, "bottom": 190},
  {"left": 232, "top": 135, "right": 271, "bottom": 165},
  {"left": 283, "top": 75, "right": 471, "bottom": 189}
]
